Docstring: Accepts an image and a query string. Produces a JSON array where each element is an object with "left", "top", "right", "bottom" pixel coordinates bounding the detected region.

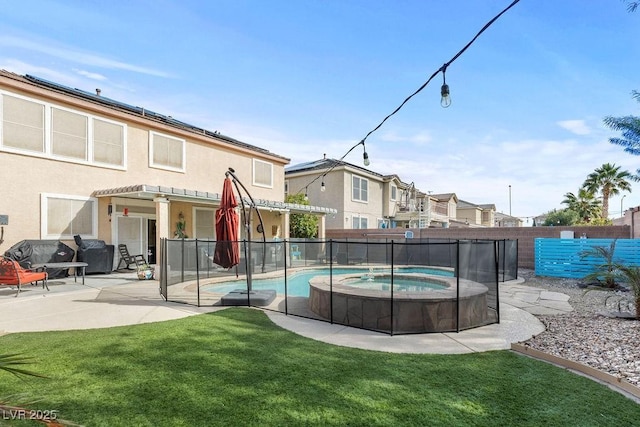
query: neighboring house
[
  {"left": 494, "top": 211, "right": 523, "bottom": 227},
  {"left": 285, "top": 157, "right": 392, "bottom": 230},
  {"left": 285, "top": 157, "right": 460, "bottom": 230},
  {"left": 457, "top": 200, "right": 497, "bottom": 227},
  {"left": 0, "top": 71, "right": 334, "bottom": 269},
  {"left": 394, "top": 186, "right": 457, "bottom": 229}
]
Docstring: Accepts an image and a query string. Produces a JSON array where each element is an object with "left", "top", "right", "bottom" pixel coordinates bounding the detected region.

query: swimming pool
[{"left": 203, "top": 267, "right": 454, "bottom": 297}]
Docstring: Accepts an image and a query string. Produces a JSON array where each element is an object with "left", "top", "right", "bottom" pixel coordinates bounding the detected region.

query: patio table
[{"left": 31, "top": 262, "right": 89, "bottom": 286}]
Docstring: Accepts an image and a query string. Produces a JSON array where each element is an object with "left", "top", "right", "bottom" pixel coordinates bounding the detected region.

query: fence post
[
  {"left": 390, "top": 241, "right": 394, "bottom": 336},
  {"left": 456, "top": 240, "right": 460, "bottom": 333}
]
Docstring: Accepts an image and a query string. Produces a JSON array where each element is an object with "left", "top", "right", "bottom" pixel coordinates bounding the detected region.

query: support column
[
  {"left": 154, "top": 197, "right": 170, "bottom": 271},
  {"left": 317, "top": 214, "right": 326, "bottom": 239}
]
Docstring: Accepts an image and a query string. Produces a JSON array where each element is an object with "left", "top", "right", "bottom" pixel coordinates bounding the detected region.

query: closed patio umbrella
[{"left": 213, "top": 177, "right": 240, "bottom": 269}]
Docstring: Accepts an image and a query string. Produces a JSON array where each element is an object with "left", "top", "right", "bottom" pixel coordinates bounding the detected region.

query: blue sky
[{"left": 1, "top": 0, "right": 639, "bottom": 223}]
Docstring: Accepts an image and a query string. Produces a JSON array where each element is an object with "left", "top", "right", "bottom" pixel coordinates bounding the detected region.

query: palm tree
[
  {"left": 582, "top": 163, "right": 632, "bottom": 219},
  {"left": 603, "top": 91, "right": 640, "bottom": 179},
  {"left": 561, "top": 188, "right": 601, "bottom": 223}
]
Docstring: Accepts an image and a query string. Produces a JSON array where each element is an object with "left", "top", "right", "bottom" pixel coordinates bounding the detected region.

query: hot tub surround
[{"left": 308, "top": 273, "right": 491, "bottom": 333}]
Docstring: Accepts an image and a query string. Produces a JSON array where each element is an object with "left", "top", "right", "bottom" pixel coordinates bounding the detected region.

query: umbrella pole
[{"left": 226, "top": 168, "right": 268, "bottom": 277}]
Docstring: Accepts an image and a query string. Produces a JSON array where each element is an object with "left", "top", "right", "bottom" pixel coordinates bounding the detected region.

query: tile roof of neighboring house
[
  {"left": 457, "top": 199, "right": 480, "bottom": 209},
  {"left": 494, "top": 212, "right": 520, "bottom": 221},
  {"left": 479, "top": 203, "right": 497, "bottom": 210},
  {"left": 431, "top": 193, "right": 457, "bottom": 202},
  {"left": 458, "top": 200, "right": 497, "bottom": 210},
  {"left": 0, "top": 70, "right": 289, "bottom": 163}
]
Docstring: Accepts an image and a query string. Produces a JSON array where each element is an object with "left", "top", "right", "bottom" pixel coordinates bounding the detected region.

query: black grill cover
[{"left": 4, "top": 240, "right": 75, "bottom": 279}]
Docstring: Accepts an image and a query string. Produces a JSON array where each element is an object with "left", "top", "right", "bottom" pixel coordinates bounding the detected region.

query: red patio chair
[{"left": 0, "top": 256, "right": 49, "bottom": 297}]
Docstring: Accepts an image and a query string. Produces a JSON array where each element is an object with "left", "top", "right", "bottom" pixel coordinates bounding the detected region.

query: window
[
  {"left": 352, "top": 215, "right": 368, "bottom": 229},
  {"left": 391, "top": 185, "right": 397, "bottom": 201},
  {"left": 352, "top": 175, "right": 368, "bottom": 202},
  {"left": 51, "top": 107, "right": 88, "bottom": 160},
  {"left": 0, "top": 91, "right": 126, "bottom": 168},
  {"left": 41, "top": 194, "right": 97, "bottom": 239},
  {"left": 2, "top": 94, "right": 45, "bottom": 153},
  {"left": 193, "top": 207, "right": 215, "bottom": 239},
  {"left": 284, "top": 180, "right": 289, "bottom": 195},
  {"left": 377, "top": 218, "right": 389, "bottom": 229},
  {"left": 150, "top": 131, "right": 185, "bottom": 172},
  {"left": 482, "top": 211, "right": 490, "bottom": 222},
  {"left": 93, "top": 118, "right": 124, "bottom": 166},
  {"left": 253, "top": 159, "right": 273, "bottom": 188}
]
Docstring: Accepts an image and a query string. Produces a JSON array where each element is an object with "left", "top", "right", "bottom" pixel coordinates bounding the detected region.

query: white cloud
[
  {"left": 0, "top": 36, "right": 172, "bottom": 78},
  {"left": 73, "top": 68, "right": 107, "bottom": 81},
  {"left": 379, "top": 130, "right": 432, "bottom": 145},
  {"left": 557, "top": 119, "right": 591, "bottom": 135}
]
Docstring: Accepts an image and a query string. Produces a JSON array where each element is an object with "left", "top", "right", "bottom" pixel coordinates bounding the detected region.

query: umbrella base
[{"left": 221, "top": 289, "right": 276, "bottom": 306}]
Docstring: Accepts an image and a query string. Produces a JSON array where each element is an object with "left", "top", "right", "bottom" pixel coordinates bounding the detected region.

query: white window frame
[
  {"left": 352, "top": 215, "right": 368, "bottom": 229},
  {"left": 352, "top": 175, "right": 369, "bottom": 203},
  {"left": 149, "top": 130, "right": 186, "bottom": 172},
  {"left": 390, "top": 185, "right": 397, "bottom": 201},
  {"left": 284, "top": 180, "right": 289, "bottom": 195},
  {"left": 0, "top": 90, "right": 127, "bottom": 170},
  {"left": 40, "top": 193, "right": 98, "bottom": 239},
  {"left": 253, "top": 158, "right": 273, "bottom": 188}
]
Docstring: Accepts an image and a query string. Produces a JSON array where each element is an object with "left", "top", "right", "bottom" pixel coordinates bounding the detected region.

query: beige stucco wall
[
  {"left": 0, "top": 74, "right": 288, "bottom": 254},
  {"left": 457, "top": 207, "right": 481, "bottom": 225}
]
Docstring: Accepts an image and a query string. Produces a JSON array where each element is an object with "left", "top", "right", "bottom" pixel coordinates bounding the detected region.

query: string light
[
  {"left": 440, "top": 66, "right": 451, "bottom": 108},
  {"left": 294, "top": 0, "right": 520, "bottom": 196}
]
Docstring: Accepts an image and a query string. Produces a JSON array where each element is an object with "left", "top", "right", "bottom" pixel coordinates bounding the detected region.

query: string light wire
[{"left": 295, "top": 0, "right": 521, "bottom": 196}]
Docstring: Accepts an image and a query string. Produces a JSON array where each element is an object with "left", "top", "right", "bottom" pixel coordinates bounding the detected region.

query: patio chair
[
  {"left": 0, "top": 256, "right": 48, "bottom": 297},
  {"left": 117, "top": 244, "right": 147, "bottom": 270}
]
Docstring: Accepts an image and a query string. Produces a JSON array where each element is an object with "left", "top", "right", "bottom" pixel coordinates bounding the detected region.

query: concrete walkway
[{"left": 0, "top": 273, "right": 573, "bottom": 354}]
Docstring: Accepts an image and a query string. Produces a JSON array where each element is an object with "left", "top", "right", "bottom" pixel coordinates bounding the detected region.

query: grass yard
[{"left": 0, "top": 308, "right": 638, "bottom": 426}]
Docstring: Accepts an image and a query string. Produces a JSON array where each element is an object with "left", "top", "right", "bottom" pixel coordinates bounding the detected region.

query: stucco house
[
  {"left": 494, "top": 211, "right": 523, "bottom": 227},
  {"left": 0, "top": 71, "right": 333, "bottom": 269},
  {"left": 285, "top": 157, "right": 461, "bottom": 230},
  {"left": 457, "top": 200, "right": 497, "bottom": 227}
]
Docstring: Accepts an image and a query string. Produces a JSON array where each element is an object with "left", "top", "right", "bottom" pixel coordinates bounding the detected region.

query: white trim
[
  {"left": 0, "top": 90, "right": 127, "bottom": 171},
  {"left": 40, "top": 193, "right": 98, "bottom": 239},
  {"left": 351, "top": 174, "right": 369, "bottom": 203},
  {"left": 252, "top": 158, "right": 274, "bottom": 188},
  {"left": 149, "top": 130, "right": 186, "bottom": 173},
  {"left": 351, "top": 214, "right": 368, "bottom": 229}
]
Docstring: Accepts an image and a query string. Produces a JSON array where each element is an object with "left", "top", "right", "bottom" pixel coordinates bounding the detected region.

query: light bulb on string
[
  {"left": 440, "top": 65, "right": 451, "bottom": 108},
  {"left": 321, "top": 179, "right": 326, "bottom": 192},
  {"left": 363, "top": 150, "right": 370, "bottom": 166}
]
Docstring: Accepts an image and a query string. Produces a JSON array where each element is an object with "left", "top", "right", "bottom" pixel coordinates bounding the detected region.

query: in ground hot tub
[{"left": 308, "top": 273, "right": 490, "bottom": 333}]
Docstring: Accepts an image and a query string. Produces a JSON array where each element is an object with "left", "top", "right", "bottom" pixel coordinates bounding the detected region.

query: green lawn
[{"left": 0, "top": 308, "right": 638, "bottom": 426}]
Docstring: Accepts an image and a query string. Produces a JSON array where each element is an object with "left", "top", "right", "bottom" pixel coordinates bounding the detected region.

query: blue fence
[{"left": 535, "top": 238, "right": 640, "bottom": 279}]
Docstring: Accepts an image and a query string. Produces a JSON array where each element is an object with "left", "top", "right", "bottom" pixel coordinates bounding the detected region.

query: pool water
[
  {"left": 343, "top": 277, "right": 448, "bottom": 292},
  {"left": 204, "top": 267, "right": 453, "bottom": 297}
]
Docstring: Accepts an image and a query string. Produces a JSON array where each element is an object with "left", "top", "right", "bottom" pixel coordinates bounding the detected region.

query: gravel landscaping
[{"left": 519, "top": 269, "right": 640, "bottom": 387}]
